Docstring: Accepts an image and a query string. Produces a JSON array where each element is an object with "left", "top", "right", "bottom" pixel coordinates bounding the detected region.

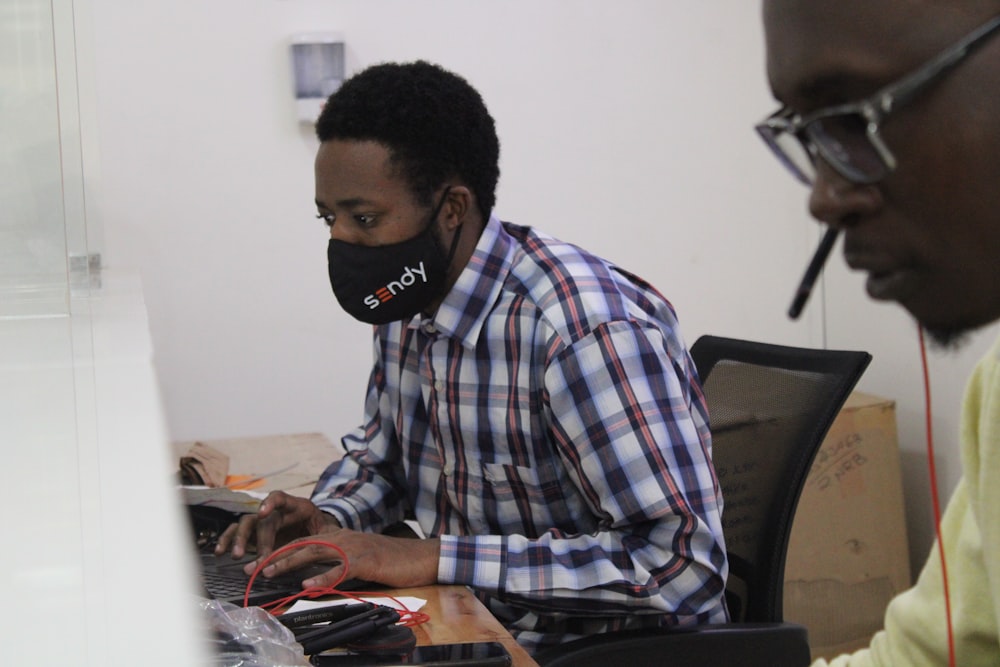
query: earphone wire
[{"left": 917, "top": 325, "right": 956, "bottom": 667}]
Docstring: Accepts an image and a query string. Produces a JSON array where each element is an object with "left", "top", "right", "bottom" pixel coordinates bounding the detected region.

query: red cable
[
  {"left": 917, "top": 326, "right": 956, "bottom": 667},
  {"left": 242, "top": 539, "right": 430, "bottom": 625}
]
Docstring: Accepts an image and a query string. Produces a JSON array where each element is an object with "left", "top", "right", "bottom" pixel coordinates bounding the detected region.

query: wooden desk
[
  {"left": 176, "top": 435, "right": 538, "bottom": 665},
  {"left": 389, "top": 585, "right": 538, "bottom": 667}
]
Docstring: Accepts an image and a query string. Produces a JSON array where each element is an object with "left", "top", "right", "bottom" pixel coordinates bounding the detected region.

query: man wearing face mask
[{"left": 217, "top": 60, "right": 727, "bottom": 654}]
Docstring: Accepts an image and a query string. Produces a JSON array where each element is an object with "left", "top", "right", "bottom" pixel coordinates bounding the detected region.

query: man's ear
[{"left": 441, "top": 185, "right": 476, "bottom": 230}]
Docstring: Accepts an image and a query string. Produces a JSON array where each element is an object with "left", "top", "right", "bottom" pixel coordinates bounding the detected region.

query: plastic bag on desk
[{"left": 200, "top": 598, "right": 310, "bottom": 667}]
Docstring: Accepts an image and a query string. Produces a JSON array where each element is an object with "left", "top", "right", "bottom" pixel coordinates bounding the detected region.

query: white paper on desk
[
  {"left": 182, "top": 485, "right": 268, "bottom": 513},
  {"left": 287, "top": 596, "right": 426, "bottom": 614}
]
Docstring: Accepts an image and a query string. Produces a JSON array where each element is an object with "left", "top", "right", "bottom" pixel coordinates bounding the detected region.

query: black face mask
[{"left": 327, "top": 189, "right": 461, "bottom": 325}]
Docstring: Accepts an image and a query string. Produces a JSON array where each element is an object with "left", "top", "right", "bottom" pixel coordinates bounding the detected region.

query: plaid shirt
[{"left": 313, "top": 216, "right": 728, "bottom": 652}]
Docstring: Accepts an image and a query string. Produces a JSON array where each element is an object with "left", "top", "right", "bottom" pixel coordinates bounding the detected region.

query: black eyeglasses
[{"left": 756, "top": 14, "right": 1000, "bottom": 185}]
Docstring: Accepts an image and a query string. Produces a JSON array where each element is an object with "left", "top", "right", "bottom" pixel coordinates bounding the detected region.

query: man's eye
[
  {"left": 316, "top": 213, "right": 335, "bottom": 227},
  {"left": 355, "top": 214, "right": 376, "bottom": 227}
]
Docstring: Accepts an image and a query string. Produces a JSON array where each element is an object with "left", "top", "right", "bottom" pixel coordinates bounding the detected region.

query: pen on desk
[
  {"left": 788, "top": 227, "right": 840, "bottom": 320},
  {"left": 299, "top": 607, "right": 400, "bottom": 655},
  {"left": 294, "top": 605, "right": 388, "bottom": 640},
  {"left": 278, "top": 602, "right": 375, "bottom": 630}
]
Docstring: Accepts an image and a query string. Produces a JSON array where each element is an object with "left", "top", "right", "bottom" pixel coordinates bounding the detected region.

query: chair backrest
[{"left": 689, "top": 335, "right": 871, "bottom": 624}]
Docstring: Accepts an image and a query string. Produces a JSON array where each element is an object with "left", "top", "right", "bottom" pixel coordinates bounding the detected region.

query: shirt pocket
[{"left": 479, "top": 460, "right": 592, "bottom": 538}]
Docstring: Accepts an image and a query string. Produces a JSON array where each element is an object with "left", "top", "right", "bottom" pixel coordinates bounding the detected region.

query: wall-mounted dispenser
[{"left": 290, "top": 33, "right": 345, "bottom": 123}]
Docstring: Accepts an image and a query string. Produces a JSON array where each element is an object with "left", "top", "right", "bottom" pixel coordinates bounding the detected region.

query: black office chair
[{"left": 534, "top": 335, "right": 872, "bottom": 667}]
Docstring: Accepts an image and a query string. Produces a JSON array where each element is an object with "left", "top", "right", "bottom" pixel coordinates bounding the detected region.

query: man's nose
[
  {"left": 328, "top": 219, "right": 351, "bottom": 242},
  {"left": 807, "top": 158, "right": 882, "bottom": 229}
]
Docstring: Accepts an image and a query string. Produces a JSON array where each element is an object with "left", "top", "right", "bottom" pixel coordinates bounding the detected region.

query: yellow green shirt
[{"left": 815, "top": 336, "right": 1000, "bottom": 667}]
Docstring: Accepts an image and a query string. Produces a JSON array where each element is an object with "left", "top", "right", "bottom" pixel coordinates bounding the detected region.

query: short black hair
[{"left": 316, "top": 60, "right": 500, "bottom": 223}]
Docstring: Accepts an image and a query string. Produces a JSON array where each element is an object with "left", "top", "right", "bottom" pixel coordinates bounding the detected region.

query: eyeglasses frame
[{"left": 757, "top": 14, "right": 1000, "bottom": 185}]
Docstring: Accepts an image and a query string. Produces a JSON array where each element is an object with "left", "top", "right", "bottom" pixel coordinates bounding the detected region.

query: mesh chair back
[{"left": 690, "top": 335, "right": 871, "bottom": 624}]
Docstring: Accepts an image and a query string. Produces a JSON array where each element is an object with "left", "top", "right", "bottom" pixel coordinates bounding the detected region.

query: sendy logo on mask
[{"left": 365, "top": 262, "right": 429, "bottom": 310}]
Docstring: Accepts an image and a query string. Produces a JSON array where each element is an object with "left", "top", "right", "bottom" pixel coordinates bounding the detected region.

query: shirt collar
[{"left": 415, "top": 215, "right": 514, "bottom": 348}]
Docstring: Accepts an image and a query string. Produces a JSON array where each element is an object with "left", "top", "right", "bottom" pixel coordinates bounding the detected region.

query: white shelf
[{"left": 0, "top": 271, "right": 205, "bottom": 665}]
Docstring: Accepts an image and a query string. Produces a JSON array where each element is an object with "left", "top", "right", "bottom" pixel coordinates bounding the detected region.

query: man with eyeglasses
[{"left": 758, "top": 1, "right": 1000, "bottom": 666}]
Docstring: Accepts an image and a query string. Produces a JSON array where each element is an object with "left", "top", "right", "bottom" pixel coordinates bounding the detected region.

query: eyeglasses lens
[
  {"left": 804, "top": 113, "right": 888, "bottom": 184},
  {"left": 758, "top": 125, "right": 816, "bottom": 185}
]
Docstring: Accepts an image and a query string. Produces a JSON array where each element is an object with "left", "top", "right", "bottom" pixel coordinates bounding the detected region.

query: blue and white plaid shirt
[{"left": 313, "top": 216, "right": 728, "bottom": 652}]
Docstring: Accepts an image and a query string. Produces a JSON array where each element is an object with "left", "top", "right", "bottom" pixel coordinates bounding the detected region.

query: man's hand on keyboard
[{"left": 215, "top": 490, "right": 339, "bottom": 564}]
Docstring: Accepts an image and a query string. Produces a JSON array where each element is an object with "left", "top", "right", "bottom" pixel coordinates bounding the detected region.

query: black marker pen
[{"left": 788, "top": 227, "right": 840, "bottom": 320}]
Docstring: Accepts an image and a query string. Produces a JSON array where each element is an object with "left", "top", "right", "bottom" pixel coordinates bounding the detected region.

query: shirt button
[
  {"left": 423, "top": 321, "right": 437, "bottom": 334},
  {"left": 434, "top": 380, "right": 444, "bottom": 392}
]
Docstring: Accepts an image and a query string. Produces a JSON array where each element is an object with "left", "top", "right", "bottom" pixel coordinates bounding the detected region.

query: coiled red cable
[{"left": 243, "top": 539, "right": 430, "bottom": 626}]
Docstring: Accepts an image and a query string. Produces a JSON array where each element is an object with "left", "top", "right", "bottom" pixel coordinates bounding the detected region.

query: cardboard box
[{"left": 783, "top": 391, "right": 911, "bottom": 660}]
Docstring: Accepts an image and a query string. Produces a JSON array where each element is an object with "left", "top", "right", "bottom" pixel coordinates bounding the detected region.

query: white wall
[{"left": 84, "top": 0, "right": 998, "bottom": 573}]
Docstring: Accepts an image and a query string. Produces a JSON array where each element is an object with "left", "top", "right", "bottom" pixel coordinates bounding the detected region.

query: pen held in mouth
[{"left": 788, "top": 227, "right": 840, "bottom": 320}]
